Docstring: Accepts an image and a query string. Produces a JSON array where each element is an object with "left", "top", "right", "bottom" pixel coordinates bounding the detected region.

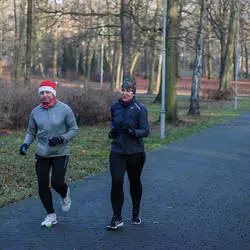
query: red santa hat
[{"left": 38, "top": 80, "right": 57, "bottom": 96}]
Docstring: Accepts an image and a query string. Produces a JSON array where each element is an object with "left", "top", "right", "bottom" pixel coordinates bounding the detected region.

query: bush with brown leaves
[
  {"left": 0, "top": 83, "right": 116, "bottom": 129},
  {"left": 202, "top": 88, "right": 234, "bottom": 101}
]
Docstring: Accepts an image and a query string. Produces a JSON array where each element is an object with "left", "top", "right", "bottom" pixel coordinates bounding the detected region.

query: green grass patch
[{"left": 1, "top": 96, "right": 250, "bottom": 207}]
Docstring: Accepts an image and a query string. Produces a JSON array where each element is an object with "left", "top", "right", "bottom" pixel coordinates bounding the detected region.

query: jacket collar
[{"left": 118, "top": 97, "right": 135, "bottom": 107}]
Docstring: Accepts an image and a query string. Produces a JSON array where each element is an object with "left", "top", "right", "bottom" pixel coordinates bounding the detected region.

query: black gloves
[
  {"left": 48, "top": 137, "right": 64, "bottom": 147},
  {"left": 125, "top": 128, "right": 136, "bottom": 137},
  {"left": 108, "top": 129, "right": 119, "bottom": 139},
  {"left": 108, "top": 128, "right": 136, "bottom": 138},
  {"left": 19, "top": 143, "right": 28, "bottom": 155}
]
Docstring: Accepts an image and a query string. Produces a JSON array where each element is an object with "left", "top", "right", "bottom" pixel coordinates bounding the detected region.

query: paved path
[{"left": 1, "top": 112, "right": 250, "bottom": 250}]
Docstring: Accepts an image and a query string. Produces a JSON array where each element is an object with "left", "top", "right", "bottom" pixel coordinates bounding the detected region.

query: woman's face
[
  {"left": 121, "top": 88, "right": 134, "bottom": 102},
  {"left": 39, "top": 91, "right": 54, "bottom": 103}
]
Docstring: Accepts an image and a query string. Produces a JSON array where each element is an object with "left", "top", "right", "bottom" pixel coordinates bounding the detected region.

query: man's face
[
  {"left": 39, "top": 91, "right": 54, "bottom": 103},
  {"left": 121, "top": 88, "right": 134, "bottom": 102}
]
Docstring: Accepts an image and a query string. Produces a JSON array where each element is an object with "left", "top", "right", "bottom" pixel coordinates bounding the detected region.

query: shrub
[
  {"left": 202, "top": 88, "right": 233, "bottom": 101},
  {"left": 0, "top": 82, "right": 116, "bottom": 129},
  {"left": 0, "top": 84, "right": 39, "bottom": 129},
  {"left": 58, "top": 86, "right": 116, "bottom": 126}
]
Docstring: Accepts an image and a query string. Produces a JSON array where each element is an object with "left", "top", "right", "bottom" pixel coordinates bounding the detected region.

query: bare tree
[
  {"left": 207, "top": 0, "right": 231, "bottom": 81},
  {"left": 188, "top": 0, "right": 206, "bottom": 115},
  {"left": 120, "top": 0, "right": 132, "bottom": 79},
  {"left": 245, "top": 41, "right": 249, "bottom": 78},
  {"left": 206, "top": 24, "right": 213, "bottom": 79},
  {"left": 219, "top": 0, "right": 238, "bottom": 90},
  {"left": 24, "top": 0, "right": 33, "bottom": 84},
  {"left": 165, "top": 0, "right": 179, "bottom": 122}
]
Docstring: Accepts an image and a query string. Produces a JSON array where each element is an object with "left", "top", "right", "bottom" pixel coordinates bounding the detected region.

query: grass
[{"left": 1, "top": 96, "right": 250, "bottom": 207}]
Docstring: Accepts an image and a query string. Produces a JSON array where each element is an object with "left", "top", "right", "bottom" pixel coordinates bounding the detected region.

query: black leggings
[
  {"left": 35, "top": 155, "right": 69, "bottom": 214},
  {"left": 109, "top": 151, "right": 146, "bottom": 218}
]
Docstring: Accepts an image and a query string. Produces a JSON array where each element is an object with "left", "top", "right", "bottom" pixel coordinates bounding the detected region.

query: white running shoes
[
  {"left": 41, "top": 213, "right": 57, "bottom": 228},
  {"left": 41, "top": 188, "right": 71, "bottom": 228},
  {"left": 61, "top": 188, "right": 71, "bottom": 212}
]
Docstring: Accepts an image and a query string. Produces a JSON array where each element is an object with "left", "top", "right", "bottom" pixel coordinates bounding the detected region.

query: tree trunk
[
  {"left": 240, "top": 43, "right": 244, "bottom": 74},
  {"left": 24, "top": 0, "right": 33, "bottom": 84},
  {"left": 176, "top": 0, "right": 183, "bottom": 78},
  {"left": 207, "top": 24, "right": 213, "bottom": 79},
  {"left": 153, "top": 0, "right": 163, "bottom": 101},
  {"left": 84, "top": 0, "right": 95, "bottom": 86},
  {"left": 120, "top": 69, "right": 123, "bottom": 86},
  {"left": 233, "top": 46, "right": 236, "bottom": 81},
  {"left": 105, "top": 49, "right": 112, "bottom": 74},
  {"left": 38, "top": 47, "right": 45, "bottom": 78},
  {"left": 165, "top": 0, "right": 179, "bottom": 122},
  {"left": 111, "top": 41, "right": 118, "bottom": 90},
  {"left": 14, "top": 0, "right": 18, "bottom": 82},
  {"left": 188, "top": 0, "right": 206, "bottom": 115},
  {"left": 145, "top": 47, "right": 150, "bottom": 84},
  {"left": 85, "top": 40, "right": 92, "bottom": 84},
  {"left": 148, "top": 48, "right": 156, "bottom": 94},
  {"left": 53, "top": 27, "right": 59, "bottom": 79},
  {"left": 202, "top": 36, "right": 207, "bottom": 77},
  {"left": 245, "top": 42, "right": 249, "bottom": 78},
  {"left": 156, "top": 52, "right": 163, "bottom": 95},
  {"left": 0, "top": 17, "right": 4, "bottom": 77},
  {"left": 130, "top": 52, "right": 140, "bottom": 77},
  {"left": 218, "top": 35, "right": 226, "bottom": 86},
  {"left": 219, "top": 0, "right": 237, "bottom": 91},
  {"left": 14, "top": 0, "right": 26, "bottom": 82},
  {"left": 121, "top": 0, "right": 132, "bottom": 79},
  {"left": 115, "top": 44, "right": 122, "bottom": 90}
]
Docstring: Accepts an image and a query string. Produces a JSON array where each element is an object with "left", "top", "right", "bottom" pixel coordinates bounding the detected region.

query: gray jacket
[{"left": 24, "top": 100, "right": 78, "bottom": 157}]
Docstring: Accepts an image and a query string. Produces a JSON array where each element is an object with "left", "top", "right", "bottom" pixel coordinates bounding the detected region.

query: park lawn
[{"left": 1, "top": 96, "right": 250, "bottom": 207}]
